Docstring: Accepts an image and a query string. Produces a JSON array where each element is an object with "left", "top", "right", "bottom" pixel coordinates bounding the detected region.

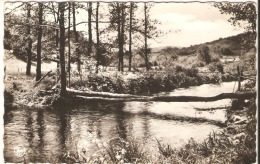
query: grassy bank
[{"left": 70, "top": 66, "right": 237, "bottom": 95}]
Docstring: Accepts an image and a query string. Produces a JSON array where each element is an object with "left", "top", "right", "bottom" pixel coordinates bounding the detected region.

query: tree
[
  {"left": 58, "top": 2, "right": 67, "bottom": 96},
  {"left": 131, "top": 3, "right": 162, "bottom": 71},
  {"left": 25, "top": 3, "right": 32, "bottom": 75},
  {"left": 72, "top": 2, "right": 80, "bottom": 72},
  {"left": 36, "top": 2, "right": 43, "bottom": 81},
  {"left": 108, "top": 3, "right": 127, "bottom": 72},
  {"left": 144, "top": 3, "right": 148, "bottom": 70},
  {"left": 88, "top": 2, "right": 92, "bottom": 56},
  {"left": 128, "top": 2, "right": 133, "bottom": 71},
  {"left": 95, "top": 2, "right": 100, "bottom": 73},
  {"left": 119, "top": 3, "right": 126, "bottom": 72},
  {"left": 198, "top": 45, "right": 211, "bottom": 65},
  {"left": 49, "top": 2, "right": 60, "bottom": 48},
  {"left": 67, "top": 2, "right": 71, "bottom": 86}
]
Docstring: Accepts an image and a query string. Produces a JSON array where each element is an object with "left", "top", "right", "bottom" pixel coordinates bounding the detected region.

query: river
[{"left": 4, "top": 81, "right": 240, "bottom": 162}]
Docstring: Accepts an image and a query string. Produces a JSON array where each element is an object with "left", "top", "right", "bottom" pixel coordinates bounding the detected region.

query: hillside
[{"left": 127, "top": 32, "right": 254, "bottom": 68}]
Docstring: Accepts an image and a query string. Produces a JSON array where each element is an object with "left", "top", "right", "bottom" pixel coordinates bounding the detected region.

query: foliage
[
  {"left": 70, "top": 68, "right": 236, "bottom": 94},
  {"left": 157, "top": 46, "right": 178, "bottom": 67},
  {"left": 221, "top": 47, "right": 234, "bottom": 56},
  {"left": 208, "top": 62, "right": 224, "bottom": 74}
]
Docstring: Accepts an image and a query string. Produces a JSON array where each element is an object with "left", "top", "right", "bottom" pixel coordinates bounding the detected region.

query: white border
[{"left": 0, "top": 0, "right": 258, "bottom": 163}]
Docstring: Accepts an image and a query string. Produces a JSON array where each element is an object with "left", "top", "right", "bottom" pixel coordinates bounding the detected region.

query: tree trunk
[
  {"left": 67, "top": 89, "right": 256, "bottom": 103},
  {"left": 117, "top": 3, "right": 121, "bottom": 71},
  {"left": 95, "top": 2, "right": 100, "bottom": 73},
  {"left": 68, "top": 2, "right": 71, "bottom": 87},
  {"left": 120, "top": 5, "right": 125, "bottom": 72},
  {"left": 55, "top": 8, "right": 60, "bottom": 82},
  {"left": 55, "top": 8, "right": 59, "bottom": 48},
  {"left": 88, "top": 2, "right": 92, "bottom": 56},
  {"left": 72, "top": 2, "right": 80, "bottom": 72},
  {"left": 36, "top": 2, "right": 43, "bottom": 81},
  {"left": 144, "top": 3, "right": 148, "bottom": 71},
  {"left": 128, "top": 2, "right": 133, "bottom": 72},
  {"left": 59, "top": 2, "right": 67, "bottom": 96},
  {"left": 26, "top": 3, "right": 32, "bottom": 76}
]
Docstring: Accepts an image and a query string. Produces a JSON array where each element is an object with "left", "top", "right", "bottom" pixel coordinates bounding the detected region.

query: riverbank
[{"left": 4, "top": 69, "right": 238, "bottom": 109}]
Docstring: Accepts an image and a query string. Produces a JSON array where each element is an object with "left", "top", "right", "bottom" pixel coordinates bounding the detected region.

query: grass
[{"left": 4, "top": 72, "right": 57, "bottom": 108}]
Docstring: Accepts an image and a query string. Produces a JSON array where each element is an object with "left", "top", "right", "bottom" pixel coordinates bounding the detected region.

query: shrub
[
  {"left": 194, "top": 61, "right": 205, "bottom": 67},
  {"left": 175, "top": 65, "right": 183, "bottom": 72},
  {"left": 208, "top": 62, "right": 224, "bottom": 74},
  {"left": 183, "top": 66, "right": 199, "bottom": 77}
]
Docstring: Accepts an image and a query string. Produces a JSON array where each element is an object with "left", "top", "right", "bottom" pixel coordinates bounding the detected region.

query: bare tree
[
  {"left": 59, "top": 2, "right": 67, "bottom": 96},
  {"left": 26, "top": 3, "right": 32, "bottom": 75},
  {"left": 128, "top": 2, "right": 133, "bottom": 71},
  {"left": 36, "top": 2, "right": 43, "bottom": 81}
]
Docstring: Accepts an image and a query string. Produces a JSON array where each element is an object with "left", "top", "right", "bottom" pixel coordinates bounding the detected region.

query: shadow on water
[{"left": 4, "top": 99, "right": 226, "bottom": 162}]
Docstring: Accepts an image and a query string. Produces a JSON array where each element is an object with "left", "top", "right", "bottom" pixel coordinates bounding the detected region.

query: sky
[{"left": 148, "top": 2, "right": 246, "bottom": 47}]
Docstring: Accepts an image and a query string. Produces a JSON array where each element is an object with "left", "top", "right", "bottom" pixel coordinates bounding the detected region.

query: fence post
[{"left": 237, "top": 66, "right": 241, "bottom": 91}]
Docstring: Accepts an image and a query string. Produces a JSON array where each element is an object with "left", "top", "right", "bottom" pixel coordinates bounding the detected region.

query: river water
[{"left": 4, "top": 81, "right": 240, "bottom": 162}]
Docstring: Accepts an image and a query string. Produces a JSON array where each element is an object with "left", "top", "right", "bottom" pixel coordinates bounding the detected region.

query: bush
[
  {"left": 221, "top": 48, "right": 234, "bottom": 56},
  {"left": 208, "top": 62, "right": 224, "bottom": 74},
  {"left": 210, "top": 54, "right": 220, "bottom": 62},
  {"left": 175, "top": 65, "right": 183, "bottom": 72},
  {"left": 194, "top": 61, "right": 205, "bottom": 67}
]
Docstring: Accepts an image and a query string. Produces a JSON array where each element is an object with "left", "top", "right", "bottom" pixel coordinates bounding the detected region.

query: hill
[{"left": 126, "top": 32, "right": 254, "bottom": 68}]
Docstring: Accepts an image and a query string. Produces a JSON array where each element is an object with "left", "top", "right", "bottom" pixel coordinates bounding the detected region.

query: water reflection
[{"left": 4, "top": 81, "right": 238, "bottom": 162}]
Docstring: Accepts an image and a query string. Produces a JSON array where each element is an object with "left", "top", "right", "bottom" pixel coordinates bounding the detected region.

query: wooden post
[{"left": 237, "top": 66, "right": 241, "bottom": 91}]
